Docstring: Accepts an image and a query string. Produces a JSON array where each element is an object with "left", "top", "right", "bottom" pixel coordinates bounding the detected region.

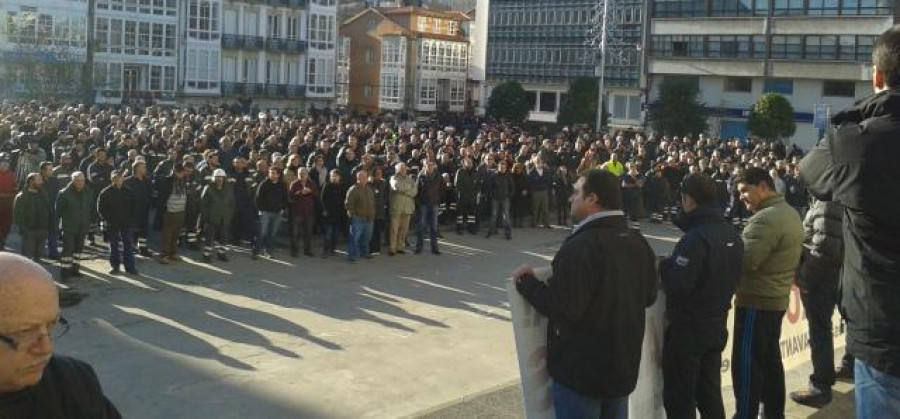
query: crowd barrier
[{"left": 507, "top": 267, "right": 846, "bottom": 419}]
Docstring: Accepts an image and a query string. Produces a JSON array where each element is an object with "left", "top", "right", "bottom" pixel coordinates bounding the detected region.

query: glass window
[
  {"left": 764, "top": 78, "right": 794, "bottom": 95},
  {"left": 805, "top": 35, "right": 838, "bottom": 60},
  {"left": 724, "top": 76, "right": 752, "bottom": 93},
  {"left": 771, "top": 35, "right": 802, "bottom": 59},
  {"left": 539, "top": 91, "right": 556, "bottom": 112},
  {"left": 773, "top": 0, "right": 805, "bottom": 15},
  {"left": 823, "top": 80, "right": 855, "bottom": 97},
  {"left": 857, "top": 35, "right": 875, "bottom": 62}
]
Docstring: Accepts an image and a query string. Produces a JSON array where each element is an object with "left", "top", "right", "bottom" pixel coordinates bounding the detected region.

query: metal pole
[{"left": 594, "top": 0, "right": 608, "bottom": 133}]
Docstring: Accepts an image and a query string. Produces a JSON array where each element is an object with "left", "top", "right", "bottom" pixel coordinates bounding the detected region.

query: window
[
  {"left": 287, "top": 16, "right": 300, "bottom": 40},
  {"left": 266, "top": 59, "right": 279, "bottom": 84},
  {"left": 805, "top": 35, "right": 838, "bottom": 60},
  {"left": 764, "top": 79, "right": 794, "bottom": 95},
  {"left": 823, "top": 80, "right": 855, "bottom": 97},
  {"left": 308, "top": 13, "right": 335, "bottom": 50},
  {"left": 268, "top": 13, "right": 280, "bottom": 38},
  {"left": 380, "top": 72, "right": 402, "bottom": 107},
  {"left": 185, "top": 49, "right": 219, "bottom": 90},
  {"left": 724, "top": 77, "right": 752, "bottom": 93},
  {"left": 449, "top": 79, "right": 465, "bottom": 109},
  {"left": 187, "top": 0, "right": 220, "bottom": 41},
  {"left": 418, "top": 17, "right": 428, "bottom": 32},
  {"left": 223, "top": 57, "right": 237, "bottom": 82},
  {"left": 808, "top": 0, "right": 840, "bottom": 14},
  {"left": 418, "top": 77, "right": 437, "bottom": 106},
  {"left": 770, "top": 35, "right": 802, "bottom": 59},
  {"left": 539, "top": 91, "right": 557, "bottom": 113},
  {"left": 773, "top": 0, "right": 805, "bottom": 14},
  {"left": 449, "top": 21, "right": 458, "bottom": 36},
  {"left": 243, "top": 58, "right": 258, "bottom": 83},
  {"left": 307, "top": 57, "right": 334, "bottom": 94},
  {"left": 138, "top": 22, "right": 150, "bottom": 55},
  {"left": 653, "top": 0, "right": 709, "bottom": 17}
]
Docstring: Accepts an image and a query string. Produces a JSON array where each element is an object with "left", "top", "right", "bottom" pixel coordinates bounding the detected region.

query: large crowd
[{"left": 0, "top": 102, "right": 813, "bottom": 278}]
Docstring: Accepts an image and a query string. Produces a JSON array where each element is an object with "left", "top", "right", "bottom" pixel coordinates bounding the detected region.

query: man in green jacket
[
  {"left": 14, "top": 173, "right": 50, "bottom": 262},
  {"left": 731, "top": 167, "right": 804, "bottom": 419},
  {"left": 56, "top": 172, "right": 94, "bottom": 279},
  {"left": 200, "top": 169, "right": 234, "bottom": 263}
]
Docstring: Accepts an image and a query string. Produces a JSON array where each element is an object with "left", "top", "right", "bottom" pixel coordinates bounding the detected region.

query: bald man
[{"left": 0, "top": 253, "right": 120, "bottom": 417}]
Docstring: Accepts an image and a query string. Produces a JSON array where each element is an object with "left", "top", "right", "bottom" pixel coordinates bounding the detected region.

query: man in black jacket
[
  {"left": 0, "top": 253, "right": 121, "bottom": 418},
  {"left": 514, "top": 169, "right": 658, "bottom": 418},
  {"left": 124, "top": 161, "right": 154, "bottom": 257},
  {"left": 659, "top": 174, "right": 743, "bottom": 419},
  {"left": 253, "top": 167, "right": 288, "bottom": 259},
  {"left": 97, "top": 170, "right": 137, "bottom": 275},
  {"left": 487, "top": 160, "right": 515, "bottom": 239},
  {"left": 800, "top": 26, "right": 900, "bottom": 417},
  {"left": 415, "top": 160, "right": 443, "bottom": 255}
]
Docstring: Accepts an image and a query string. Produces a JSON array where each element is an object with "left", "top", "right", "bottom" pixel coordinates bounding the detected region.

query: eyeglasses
[{"left": 0, "top": 317, "right": 69, "bottom": 351}]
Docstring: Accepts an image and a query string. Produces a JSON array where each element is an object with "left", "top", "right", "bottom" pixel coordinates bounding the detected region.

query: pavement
[{"left": 38, "top": 221, "right": 855, "bottom": 418}]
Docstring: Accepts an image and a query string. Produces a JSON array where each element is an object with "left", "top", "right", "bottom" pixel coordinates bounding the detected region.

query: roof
[
  {"left": 341, "top": 8, "right": 412, "bottom": 37},
  {"left": 379, "top": 6, "right": 472, "bottom": 21}
]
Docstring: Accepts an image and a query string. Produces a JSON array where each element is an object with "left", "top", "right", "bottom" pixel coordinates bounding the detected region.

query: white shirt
[{"left": 571, "top": 210, "right": 626, "bottom": 235}]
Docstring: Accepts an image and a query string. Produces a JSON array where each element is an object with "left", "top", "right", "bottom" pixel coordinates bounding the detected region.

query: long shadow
[{"left": 808, "top": 388, "right": 856, "bottom": 419}]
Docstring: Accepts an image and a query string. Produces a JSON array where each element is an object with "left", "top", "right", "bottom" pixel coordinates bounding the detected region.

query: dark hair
[
  {"left": 681, "top": 174, "right": 716, "bottom": 206},
  {"left": 39, "top": 161, "right": 53, "bottom": 172},
  {"left": 172, "top": 162, "right": 185, "bottom": 173},
  {"left": 580, "top": 169, "right": 623, "bottom": 210},
  {"left": 735, "top": 167, "right": 774, "bottom": 191},
  {"left": 874, "top": 26, "right": 900, "bottom": 88}
]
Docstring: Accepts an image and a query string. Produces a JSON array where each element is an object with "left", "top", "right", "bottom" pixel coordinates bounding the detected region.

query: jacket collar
[
  {"left": 832, "top": 89, "right": 900, "bottom": 126},
  {"left": 572, "top": 210, "right": 627, "bottom": 236},
  {"left": 673, "top": 205, "right": 724, "bottom": 232},
  {"left": 756, "top": 194, "right": 786, "bottom": 212}
]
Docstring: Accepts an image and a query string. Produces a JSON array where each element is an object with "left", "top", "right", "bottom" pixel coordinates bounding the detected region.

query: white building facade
[
  {"left": 648, "top": 0, "right": 894, "bottom": 149},
  {"left": 0, "top": 0, "right": 89, "bottom": 100},
  {"left": 91, "top": 0, "right": 180, "bottom": 104}
]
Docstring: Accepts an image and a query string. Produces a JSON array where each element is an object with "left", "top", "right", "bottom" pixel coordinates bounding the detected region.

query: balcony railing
[
  {"left": 221, "top": 82, "right": 305, "bottom": 98},
  {"left": 222, "top": 34, "right": 265, "bottom": 50},
  {"left": 265, "top": 38, "right": 307, "bottom": 53},
  {"left": 266, "top": 0, "right": 307, "bottom": 6}
]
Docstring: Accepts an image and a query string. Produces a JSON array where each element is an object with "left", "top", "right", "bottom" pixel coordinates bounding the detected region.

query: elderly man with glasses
[{"left": 0, "top": 252, "right": 120, "bottom": 417}]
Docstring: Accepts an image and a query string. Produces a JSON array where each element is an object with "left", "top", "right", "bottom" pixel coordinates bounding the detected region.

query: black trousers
[
  {"left": 664, "top": 318, "right": 728, "bottom": 419},
  {"left": 370, "top": 218, "right": 386, "bottom": 253},
  {"left": 732, "top": 307, "right": 786, "bottom": 419},
  {"left": 798, "top": 261, "right": 841, "bottom": 390}
]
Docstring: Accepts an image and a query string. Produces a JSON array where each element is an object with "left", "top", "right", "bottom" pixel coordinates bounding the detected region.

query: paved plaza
[{"left": 46, "top": 224, "right": 853, "bottom": 418}]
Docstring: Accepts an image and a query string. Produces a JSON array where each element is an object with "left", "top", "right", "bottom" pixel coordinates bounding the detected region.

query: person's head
[
  {"left": 873, "top": 26, "right": 900, "bottom": 92},
  {"left": 39, "top": 162, "right": 53, "bottom": 178},
  {"left": 498, "top": 160, "right": 508, "bottom": 173},
  {"left": 0, "top": 254, "right": 61, "bottom": 395},
  {"left": 95, "top": 148, "right": 107, "bottom": 162},
  {"left": 570, "top": 169, "right": 623, "bottom": 223},
  {"left": 213, "top": 168, "right": 227, "bottom": 186},
  {"left": 356, "top": 170, "right": 368, "bottom": 185},
  {"left": 329, "top": 169, "right": 341, "bottom": 184},
  {"left": 395, "top": 162, "right": 407, "bottom": 176},
  {"left": 463, "top": 157, "right": 473, "bottom": 169},
  {"left": 680, "top": 174, "right": 716, "bottom": 213},
  {"left": 110, "top": 170, "right": 125, "bottom": 188},
  {"left": 373, "top": 166, "right": 384, "bottom": 181},
  {"left": 297, "top": 167, "right": 309, "bottom": 179},
  {"left": 735, "top": 167, "right": 776, "bottom": 213},
  {"left": 71, "top": 172, "right": 86, "bottom": 191},
  {"left": 26, "top": 173, "right": 42, "bottom": 190},
  {"left": 133, "top": 161, "right": 147, "bottom": 177},
  {"left": 268, "top": 167, "right": 281, "bottom": 182}
]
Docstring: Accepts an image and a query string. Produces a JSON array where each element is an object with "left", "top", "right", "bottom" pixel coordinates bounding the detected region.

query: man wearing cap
[
  {"left": 97, "top": 170, "right": 137, "bottom": 275},
  {"left": 200, "top": 168, "right": 234, "bottom": 263},
  {"left": 0, "top": 155, "right": 15, "bottom": 250},
  {"left": 56, "top": 172, "right": 93, "bottom": 279},
  {"left": 14, "top": 173, "right": 50, "bottom": 262}
]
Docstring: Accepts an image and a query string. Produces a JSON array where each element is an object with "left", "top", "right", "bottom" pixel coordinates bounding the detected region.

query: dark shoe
[
  {"left": 304, "top": 250, "right": 315, "bottom": 257},
  {"left": 158, "top": 256, "right": 171, "bottom": 265},
  {"left": 397, "top": 249, "right": 406, "bottom": 255},
  {"left": 291, "top": 250, "right": 299, "bottom": 258},
  {"left": 217, "top": 253, "right": 229, "bottom": 262},
  {"left": 125, "top": 269, "right": 139, "bottom": 276},
  {"left": 431, "top": 249, "right": 441, "bottom": 255},
  {"left": 485, "top": 231, "right": 494, "bottom": 238},
  {"left": 251, "top": 252, "right": 259, "bottom": 261},
  {"left": 203, "top": 254, "right": 213, "bottom": 263},
  {"left": 505, "top": 234, "right": 512, "bottom": 240},
  {"left": 456, "top": 228, "right": 464, "bottom": 235},
  {"left": 414, "top": 248, "right": 423, "bottom": 255},
  {"left": 347, "top": 257, "right": 356, "bottom": 263},
  {"left": 139, "top": 248, "right": 152, "bottom": 257},
  {"left": 108, "top": 268, "right": 121, "bottom": 275},
  {"left": 364, "top": 254, "right": 375, "bottom": 259},
  {"left": 388, "top": 250, "right": 396, "bottom": 256},
  {"left": 835, "top": 365, "right": 854, "bottom": 382},
  {"left": 790, "top": 386, "right": 832, "bottom": 408},
  {"left": 72, "top": 267, "right": 83, "bottom": 277}
]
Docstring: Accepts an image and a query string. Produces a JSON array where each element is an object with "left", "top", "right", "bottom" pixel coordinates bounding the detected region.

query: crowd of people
[{"left": 0, "top": 101, "right": 814, "bottom": 276}]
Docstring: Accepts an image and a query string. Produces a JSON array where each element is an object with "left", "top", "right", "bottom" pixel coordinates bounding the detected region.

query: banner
[{"left": 509, "top": 269, "right": 845, "bottom": 418}]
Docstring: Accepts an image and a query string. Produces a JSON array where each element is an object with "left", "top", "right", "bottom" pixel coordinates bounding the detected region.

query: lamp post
[{"left": 594, "top": 0, "right": 609, "bottom": 133}]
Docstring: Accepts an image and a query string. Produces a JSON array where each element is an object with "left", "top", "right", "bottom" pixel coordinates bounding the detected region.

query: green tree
[
  {"left": 487, "top": 80, "right": 531, "bottom": 123},
  {"left": 649, "top": 76, "right": 707, "bottom": 138},
  {"left": 557, "top": 76, "right": 609, "bottom": 131},
  {"left": 1, "top": 16, "right": 88, "bottom": 103},
  {"left": 748, "top": 93, "right": 796, "bottom": 141}
]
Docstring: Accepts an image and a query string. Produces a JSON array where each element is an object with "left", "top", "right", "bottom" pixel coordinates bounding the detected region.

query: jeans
[
  {"left": 348, "top": 217, "right": 374, "bottom": 260},
  {"left": 798, "top": 266, "right": 840, "bottom": 390},
  {"left": 108, "top": 229, "right": 136, "bottom": 272},
  {"left": 490, "top": 199, "right": 512, "bottom": 236},
  {"left": 551, "top": 381, "right": 628, "bottom": 419},
  {"left": 855, "top": 359, "right": 900, "bottom": 418},
  {"left": 255, "top": 211, "right": 282, "bottom": 253},
  {"left": 416, "top": 204, "right": 439, "bottom": 252}
]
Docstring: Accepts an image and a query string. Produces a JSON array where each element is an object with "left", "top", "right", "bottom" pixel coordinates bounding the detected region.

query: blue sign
[{"left": 813, "top": 104, "right": 831, "bottom": 130}]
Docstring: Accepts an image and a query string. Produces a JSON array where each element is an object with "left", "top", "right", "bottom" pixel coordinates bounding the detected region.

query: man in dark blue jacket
[{"left": 659, "top": 173, "right": 743, "bottom": 419}]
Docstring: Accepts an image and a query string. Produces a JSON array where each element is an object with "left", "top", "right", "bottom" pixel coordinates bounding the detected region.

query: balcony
[
  {"left": 221, "top": 82, "right": 305, "bottom": 98},
  {"left": 265, "top": 38, "right": 307, "bottom": 54},
  {"left": 265, "top": 0, "right": 306, "bottom": 6},
  {"left": 222, "top": 34, "right": 264, "bottom": 50}
]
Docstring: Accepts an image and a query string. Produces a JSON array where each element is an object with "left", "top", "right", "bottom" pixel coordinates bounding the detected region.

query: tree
[
  {"left": 748, "top": 93, "right": 796, "bottom": 141},
  {"left": 649, "top": 76, "right": 707, "bottom": 138},
  {"left": 557, "top": 76, "right": 609, "bottom": 131},
  {"left": 1, "top": 15, "right": 88, "bottom": 103},
  {"left": 487, "top": 80, "right": 531, "bottom": 123}
]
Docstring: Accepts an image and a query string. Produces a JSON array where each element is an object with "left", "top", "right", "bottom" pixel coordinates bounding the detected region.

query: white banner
[{"left": 509, "top": 269, "right": 845, "bottom": 418}]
